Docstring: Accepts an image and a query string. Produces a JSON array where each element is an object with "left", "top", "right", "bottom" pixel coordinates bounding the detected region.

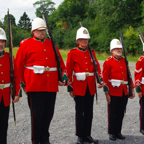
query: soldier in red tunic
[
  {"left": 16, "top": 18, "right": 67, "bottom": 144},
  {"left": 0, "top": 28, "right": 21, "bottom": 144},
  {"left": 66, "top": 26, "right": 103, "bottom": 144},
  {"left": 103, "top": 39, "right": 135, "bottom": 141},
  {"left": 135, "top": 40, "right": 144, "bottom": 135}
]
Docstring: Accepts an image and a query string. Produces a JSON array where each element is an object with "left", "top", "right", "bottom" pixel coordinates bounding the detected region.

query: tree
[
  {"left": 95, "top": 0, "right": 143, "bottom": 32},
  {"left": 18, "top": 12, "right": 31, "bottom": 32},
  {"left": 33, "top": 0, "right": 56, "bottom": 18},
  {"left": 58, "top": 0, "right": 89, "bottom": 27}
]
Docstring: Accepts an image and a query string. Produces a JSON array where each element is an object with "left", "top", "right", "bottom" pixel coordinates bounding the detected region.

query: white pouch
[
  {"left": 75, "top": 73, "right": 86, "bottom": 81},
  {"left": 33, "top": 65, "right": 45, "bottom": 74},
  {"left": 110, "top": 79, "right": 121, "bottom": 87},
  {"left": 141, "top": 77, "right": 144, "bottom": 84}
]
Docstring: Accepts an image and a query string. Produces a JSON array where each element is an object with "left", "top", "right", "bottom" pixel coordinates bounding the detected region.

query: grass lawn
[{"left": 5, "top": 47, "right": 140, "bottom": 62}]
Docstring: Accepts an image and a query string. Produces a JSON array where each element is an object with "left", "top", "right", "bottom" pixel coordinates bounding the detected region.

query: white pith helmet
[
  {"left": 110, "top": 39, "right": 122, "bottom": 51},
  {"left": 76, "top": 27, "right": 90, "bottom": 40},
  {"left": 0, "top": 28, "right": 7, "bottom": 40},
  {"left": 31, "top": 17, "right": 47, "bottom": 34}
]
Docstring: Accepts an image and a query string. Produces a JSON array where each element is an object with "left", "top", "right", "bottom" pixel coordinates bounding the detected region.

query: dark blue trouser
[
  {"left": 0, "top": 97, "right": 10, "bottom": 144},
  {"left": 74, "top": 87, "right": 94, "bottom": 138},
  {"left": 108, "top": 92, "right": 128, "bottom": 135},
  {"left": 27, "top": 92, "right": 56, "bottom": 144},
  {"left": 140, "top": 96, "right": 144, "bottom": 130}
]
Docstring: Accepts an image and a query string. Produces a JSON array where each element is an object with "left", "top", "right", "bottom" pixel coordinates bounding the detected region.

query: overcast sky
[{"left": 0, "top": 0, "right": 63, "bottom": 24}]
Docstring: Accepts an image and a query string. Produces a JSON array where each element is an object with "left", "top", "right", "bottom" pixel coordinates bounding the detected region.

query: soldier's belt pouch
[
  {"left": 75, "top": 73, "right": 86, "bottom": 81},
  {"left": 141, "top": 77, "right": 144, "bottom": 84},
  {"left": 108, "top": 79, "right": 128, "bottom": 87},
  {"left": 33, "top": 66, "right": 45, "bottom": 74}
]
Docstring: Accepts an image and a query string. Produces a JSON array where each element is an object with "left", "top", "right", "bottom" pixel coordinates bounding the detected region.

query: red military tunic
[
  {"left": 15, "top": 36, "right": 66, "bottom": 92},
  {"left": 66, "top": 46, "right": 102, "bottom": 96},
  {"left": 103, "top": 55, "right": 134, "bottom": 96},
  {"left": 135, "top": 56, "right": 144, "bottom": 95},
  {"left": 0, "top": 52, "right": 21, "bottom": 107}
]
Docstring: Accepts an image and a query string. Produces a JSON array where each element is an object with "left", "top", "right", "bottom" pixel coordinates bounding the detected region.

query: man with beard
[
  {"left": 0, "top": 28, "right": 21, "bottom": 144},
  {"left": 16, "top": 18, "right": 67, "bottom": 144},
  {"left": 102, "top": 39, "right": 135, "bottom": 141}
]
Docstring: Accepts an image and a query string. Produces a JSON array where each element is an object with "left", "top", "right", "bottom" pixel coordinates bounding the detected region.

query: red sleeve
[
  {"left": 13, "top": 58, "right": 22, "bottom": 96},
  {"left": 102, "top": 60, "right": 110, "bottom": 92},
  {"left": 66, "top": 50, "right": 74, "bottom": 91},
  {"left": 134, "top": 57, "right": 143, "bottom": 92},
  {"left": 15, "top": 41, "right": 27, "bottom": 87}
]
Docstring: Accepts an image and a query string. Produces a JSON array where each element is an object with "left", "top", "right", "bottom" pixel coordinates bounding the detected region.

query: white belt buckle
[
  {"left": 0, "top": 84, "right": 5, "bottom": 89},
  {"left": 45, "top": 66, "right": 50, "bottom": 72}
]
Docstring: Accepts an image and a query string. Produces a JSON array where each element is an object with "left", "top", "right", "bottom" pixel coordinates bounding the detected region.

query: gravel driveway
[{"left": 7, "top": 61, "right": 144, "bottom": 144}]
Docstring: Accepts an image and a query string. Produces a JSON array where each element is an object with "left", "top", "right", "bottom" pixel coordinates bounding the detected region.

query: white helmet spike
[
  {"left": 31, "top": 17, "right": 47, "bottom": 34},
  {"left": 76, "top": 27, "right": 90, "bottom": 40},
  {"left": 0, "top": 28, "right": 7, "bottom": 40},
  {"left": 110, "top": 39, "right": 122, "bottom": 51}
]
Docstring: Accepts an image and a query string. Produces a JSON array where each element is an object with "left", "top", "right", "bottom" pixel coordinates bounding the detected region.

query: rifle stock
[
  {"left": 120, "top": 29, "right": 133, "bottom": 97},
  {"left": 41, "top": 5, "right": 63, "bottom": 82},
  {"left": 7, "top": 9, "right": 16, "bottom": 125}
]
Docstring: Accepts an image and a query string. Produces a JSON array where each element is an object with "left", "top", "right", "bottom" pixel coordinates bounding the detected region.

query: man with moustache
[
  {"left": 16, "top": 18, "right": 67, "bottom": 144},
  {"left": 66, "top": 26, "right": 103, "bottom": 144},
  {"left": 0, "top": 28, "right": 21, "bottom": 144},
  {"left": 103, "top": 39, "right": 135, "bottom": 141}
]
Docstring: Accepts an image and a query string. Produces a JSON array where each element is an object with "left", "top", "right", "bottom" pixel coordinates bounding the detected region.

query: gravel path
[{"left": 7, "top": 61, "right": 144, "bottom": 144}]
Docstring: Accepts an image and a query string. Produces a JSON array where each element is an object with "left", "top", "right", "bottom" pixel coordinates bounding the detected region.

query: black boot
[
  {"left": 77, "top": 137, "right": 84, "bottom": 144},
  {"left": 83, "top": 136, "right": 98, "bottom": 144},
  {"left": 115, "top": 133, "right": 125, "bottom": 140},
  {"left": 140, "top": 129, "right": 144, "bottom": 135},
  {"left": 109, "top": 134, "right": 116, "bottom": 141}
]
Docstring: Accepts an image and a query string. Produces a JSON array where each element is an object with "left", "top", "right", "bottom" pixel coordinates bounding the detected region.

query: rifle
[
  {"left": 120, "top": 29, "right": 133, "bottom": 97},
  {"left": 41, "top": 5, "right": 63, "bottom": 82},
  {"left": 7, "top": 9, "right": 16, "bottom": 126},
  {"left": 137, "top": 27, "right": 144, "bottom": 52},
  {"left": 79, "top": 22, "right": 102, "bottom": 104}
]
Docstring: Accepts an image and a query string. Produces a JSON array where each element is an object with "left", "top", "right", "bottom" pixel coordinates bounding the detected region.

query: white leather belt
[
  {"left": 74, "top": 72, "right": 94, "bottom": 77},
  {"left": 25, "top": 65, "right": 57, "bottom": 74},
  {"left": 0, "top": 83, "right": 10, "bottom": 89},
  {"left": 108, "top": 79, "right": 128, "bottom": 87},
  {"left": 74, "top": 72, "right": 94, "bottom": 81}
]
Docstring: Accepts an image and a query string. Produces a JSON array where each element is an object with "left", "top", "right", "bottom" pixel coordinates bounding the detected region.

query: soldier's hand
[
  {"left": 129, "top": 89, "right": 135, "bottom": 99},
  {"left": 12, "top": 96, "right": 20, "bottom": 103},
  {"left": 137, "top": 92, "right": 142, "bottom": 99},
  {"left": 58, "top": 80, "right": 66, "bottom": 86},
  {"left": 69, "top": 91, "right": 75, "bottom": 98},
  {"left": 97, "top": 81, "right": 104, "bottom": 88},
  {"left": 105, "top": 93, "right": 111, "bottom": 104}
]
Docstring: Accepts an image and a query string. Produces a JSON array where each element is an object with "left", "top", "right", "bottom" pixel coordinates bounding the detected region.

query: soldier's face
[
  {"left": 112, "top": 48, "right": 122, "bottom": 56},
  {"left": 33, "top": 29, "right": 46, "bottom": 39},
  {"left": 77, "top": 39, "right": 89, "bottom": 49},
  {"left": 0, "top": 40, "right": 5, "bottom": 53}
]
